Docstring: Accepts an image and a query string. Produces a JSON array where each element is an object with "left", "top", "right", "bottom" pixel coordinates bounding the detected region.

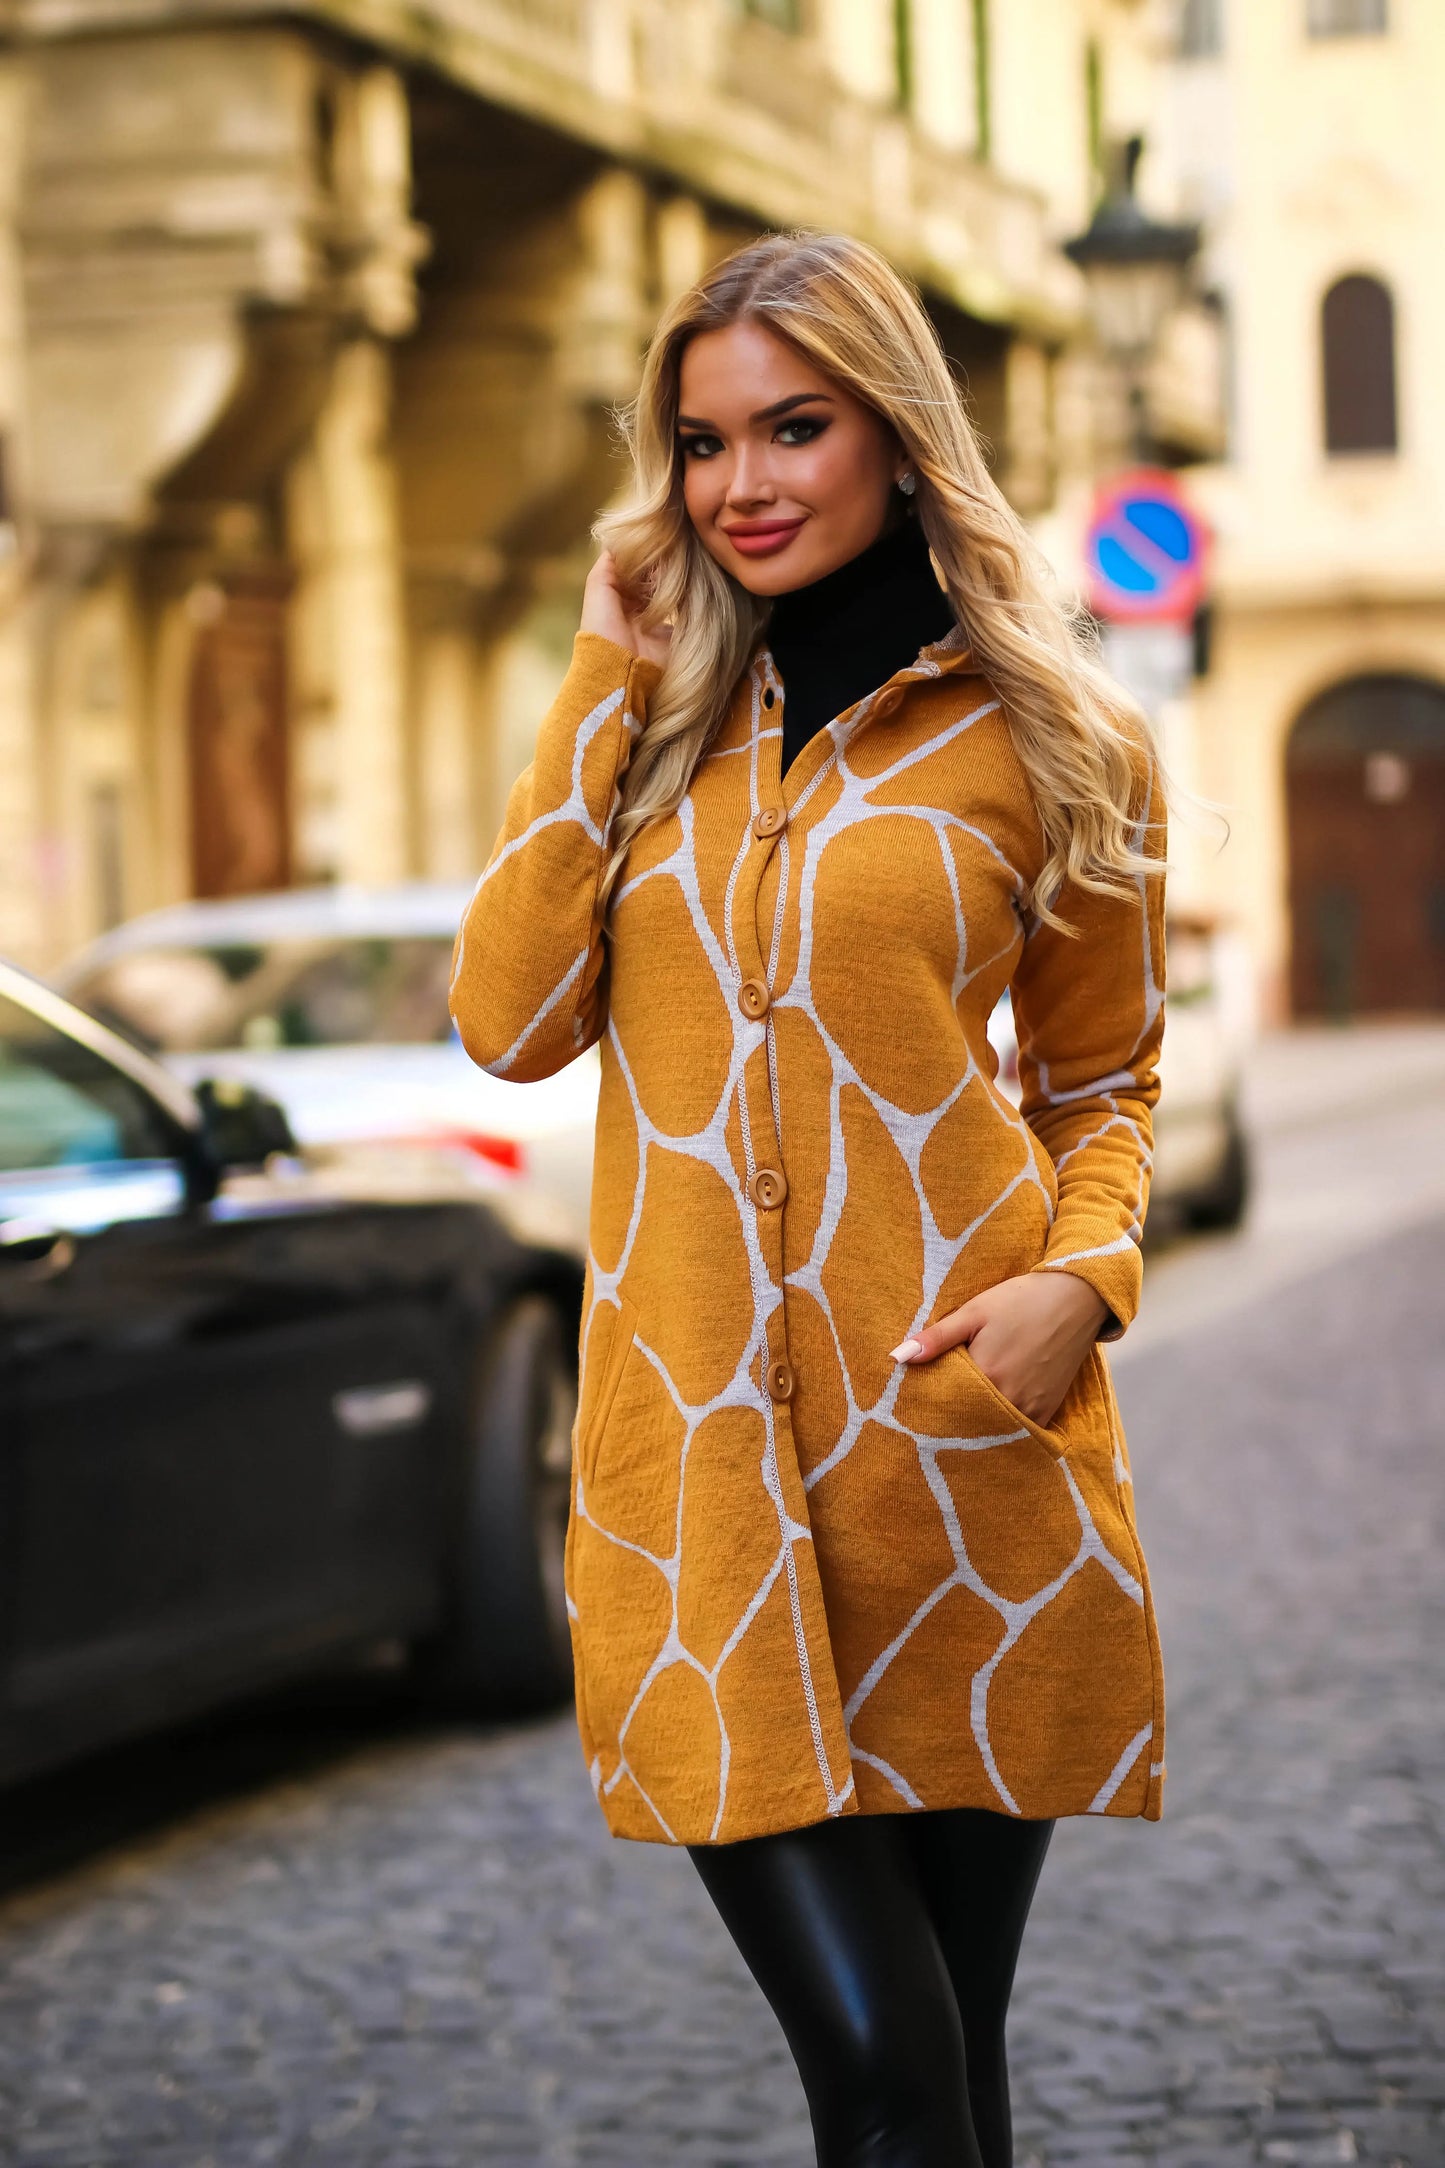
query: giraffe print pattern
[{"left": 452, "top": 632, "right": 1167, "bottom": 1846}]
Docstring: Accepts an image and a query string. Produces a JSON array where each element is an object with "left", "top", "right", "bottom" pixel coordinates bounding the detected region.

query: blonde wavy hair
[{"left": 596, "top": 230, "right": 1163, "bottom": 925}]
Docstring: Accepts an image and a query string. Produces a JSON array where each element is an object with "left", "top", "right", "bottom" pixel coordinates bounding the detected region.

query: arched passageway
[{"left": 1287, "top": 674, "right": 1445, "bottom": 1017}]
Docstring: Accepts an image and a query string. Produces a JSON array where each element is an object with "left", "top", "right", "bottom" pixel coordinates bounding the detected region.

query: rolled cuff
[
  {"left": 1032, "top": 1237, "right": 1143, "bottom": 1343},
  {"left": 569, "top": 630, "right": 664, "bottom": 719}
]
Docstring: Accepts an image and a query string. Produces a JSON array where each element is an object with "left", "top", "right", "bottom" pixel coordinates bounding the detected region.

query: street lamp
[{"left": 1065, "top": 138, "right": 1201, "bottom": 462}]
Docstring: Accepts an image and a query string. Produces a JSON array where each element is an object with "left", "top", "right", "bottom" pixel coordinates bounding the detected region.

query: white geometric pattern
[{"left": 452, "top": 633, "right": 1167, "bottom": 1845}]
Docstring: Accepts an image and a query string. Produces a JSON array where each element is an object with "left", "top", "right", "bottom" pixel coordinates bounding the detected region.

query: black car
[{"left": 0, "top": 961, "right": 581, "bottom": 1786}]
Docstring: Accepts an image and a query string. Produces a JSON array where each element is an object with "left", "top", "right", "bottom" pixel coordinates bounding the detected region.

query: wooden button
[
  {"left": 748, "top": 1167, "right": 788, "bottom": 1211},
  {"left": 738, "top": 978, "right": 771, "bottom": 1020},
  {"left": 767, "top": 1360, "right": 795, "bottom": 1404},
  {"left": 763, "top": 686, "right": 776, "bottom": 709},
  {"left": 752, "top": 808, "right": 786, "bottom": 840}
]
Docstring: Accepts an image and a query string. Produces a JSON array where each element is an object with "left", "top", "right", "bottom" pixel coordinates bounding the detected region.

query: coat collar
[{"left": 742, "top": 624, "right": 981, "bottom": 808}]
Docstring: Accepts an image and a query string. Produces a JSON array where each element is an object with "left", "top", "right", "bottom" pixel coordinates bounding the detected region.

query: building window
[
  {"left": 894, "top": 0, "right": 913, "bottom": 107},
  {"left": 972, "top": 0, "right": 992, "bottom": 160},
  {"left": 1307, "top": 0, "right": 1387, "bottom": 35},
  {"left": 1322, "top": 274, "right": 1398, "bottom": 455},
  {"left": 1085, "top": 41, "right": 1105, "bottom": 194},
  {"left": 1179, "top": 0, "right": 1225, "bottom": 57},
  {"left": 739, "top": 0, "right": 802, "bottom": 29}
]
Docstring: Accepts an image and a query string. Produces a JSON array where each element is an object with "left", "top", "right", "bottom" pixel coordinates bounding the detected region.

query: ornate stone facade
[
  {"left": 1159, "top": 0, "right": 1445, "bottom": 1019},
  {"left": 0, "top": 0, "right": 1191, "bottom": 963}
]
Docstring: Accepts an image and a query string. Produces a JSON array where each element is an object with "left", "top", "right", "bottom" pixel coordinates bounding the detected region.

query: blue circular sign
[{"left": 1086, "top": 471, "right": 1208, "bottom": 623}]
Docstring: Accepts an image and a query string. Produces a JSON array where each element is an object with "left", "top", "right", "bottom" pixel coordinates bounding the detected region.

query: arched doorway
[
  {"left": 187, "top": 569, "right": 293, "bottom": 899},
  {"left": 1287, "top": 674, "right": 1445, "bottom": 1017}
]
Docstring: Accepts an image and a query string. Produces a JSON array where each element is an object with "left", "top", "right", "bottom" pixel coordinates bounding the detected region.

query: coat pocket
[
  {"left": 582, "top": 1313, "right": 690, "bottom": 1560},
  {"left": 953, "top": 1344, "right": 1078, "bottom": 1465},
  {"left": 957, "top": 1340, "right": 1106, "bottom": 1463},
  {"left": 579, "top": 1297, "right": 639, "bottom": 1487},
  {"left": 895, "top": 1337, "right": 1102, "bottom": 1464}
]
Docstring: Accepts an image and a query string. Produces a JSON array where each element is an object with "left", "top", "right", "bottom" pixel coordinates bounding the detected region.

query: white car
[
  {"left": 58, "top": 885, "right": 598, "bottom": 1255},
  {"left": 988, "top": 912, "right": 1250, "bottom": 1231},
  {"left": 64, "top": 890, "right": 1248, "bottom": 1255}
]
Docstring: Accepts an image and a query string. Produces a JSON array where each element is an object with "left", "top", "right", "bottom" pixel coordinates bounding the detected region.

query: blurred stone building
[
  {"left": 1160, "top": 0, "right": 1445, "bottom": 1019},
  {"left": 0, "top": 0, "right": 1211, "bottom": 969}
]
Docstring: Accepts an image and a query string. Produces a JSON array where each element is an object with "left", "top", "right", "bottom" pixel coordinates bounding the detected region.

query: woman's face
[{"left": 676, "top": 318, "right": 908, "bottom": 596}]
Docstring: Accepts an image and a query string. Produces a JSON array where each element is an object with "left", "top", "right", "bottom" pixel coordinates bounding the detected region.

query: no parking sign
[{"left": 1085, "top": 469, "right": 1210, "bottom": 624}]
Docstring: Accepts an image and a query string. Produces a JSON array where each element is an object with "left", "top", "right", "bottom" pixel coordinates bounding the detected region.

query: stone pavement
[
  {"left": 0, "top": 1215, "right": 1440, "bottom": 2167},
  {"left": 1123, "top": 1019, "right": 1445, "bottom": 1360}
]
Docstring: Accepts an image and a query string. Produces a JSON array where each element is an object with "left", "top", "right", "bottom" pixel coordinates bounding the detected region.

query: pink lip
[{"left": 721, "top": 518, "right": 806, "bottom": 559}]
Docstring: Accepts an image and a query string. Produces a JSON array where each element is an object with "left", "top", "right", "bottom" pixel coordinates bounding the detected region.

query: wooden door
[
  {"left": 1287, "top": 675, "right": 1445, "bottom": 1017},
  {"left": 188, "top": 572, "right": 292, "bottom": 898}
]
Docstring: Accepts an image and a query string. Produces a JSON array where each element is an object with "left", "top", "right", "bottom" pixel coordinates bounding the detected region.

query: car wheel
[
  {"left": 423, "top": 1294, "right": 577, "bottom": 1715},
  {"left": 1186, "top": 1105, "right": 1251, "bottom": 1231}
]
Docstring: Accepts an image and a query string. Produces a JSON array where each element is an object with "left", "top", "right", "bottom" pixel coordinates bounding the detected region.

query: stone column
[
  {"left": 1000, "top": 337, "right": 1055, "bottom": 515},
  {"left": 909, "top": 0, "right": 975, "bottom": 151},
  {"left": 414, "top": 623, "right": 479, "bottom": 882},
  {"left": 0, "top": 596, "right": 41, "bottom": 960},
  {"left": 0, "top": 59, "right": 43, "bottom": 963},
  {"left": 817, "top": 0, "right": 897, "bottom": 105},
  {"left": 310, "top": 338, "right": 410, "bottom": 886}
]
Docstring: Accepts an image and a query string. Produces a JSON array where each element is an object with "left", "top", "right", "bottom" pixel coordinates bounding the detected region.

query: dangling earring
[{"left": 897, "top": 472, "right": 917, "bottom": 497}]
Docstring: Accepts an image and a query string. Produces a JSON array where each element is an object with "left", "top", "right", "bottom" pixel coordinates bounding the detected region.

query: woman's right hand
[{"left": 580, "top": 550, "right": 672, "bottom": 667}]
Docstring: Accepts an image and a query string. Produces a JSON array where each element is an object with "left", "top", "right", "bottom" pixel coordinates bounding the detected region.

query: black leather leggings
[{"left": 689, "top": 1808, "right": 1053, "bottom": 2168}]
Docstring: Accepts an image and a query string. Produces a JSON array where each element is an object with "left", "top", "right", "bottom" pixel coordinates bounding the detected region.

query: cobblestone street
[{"left": 0, "top": 1069, "right": 1441, "bottom": 2168}]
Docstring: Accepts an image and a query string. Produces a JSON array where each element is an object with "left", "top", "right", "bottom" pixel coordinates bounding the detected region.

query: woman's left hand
[{"left": 889, "top": 1272, "right": 1110, "bottom": 1428}]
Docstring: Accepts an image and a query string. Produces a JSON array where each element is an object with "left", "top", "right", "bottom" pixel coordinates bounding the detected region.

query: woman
[{"left": 451, "top": 232, "right": 1167, "bottom": 2168}]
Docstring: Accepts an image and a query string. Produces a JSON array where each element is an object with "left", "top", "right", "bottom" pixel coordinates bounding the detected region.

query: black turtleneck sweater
[{"left": 767, "top": 515, "right": 957, "bottom": 777}]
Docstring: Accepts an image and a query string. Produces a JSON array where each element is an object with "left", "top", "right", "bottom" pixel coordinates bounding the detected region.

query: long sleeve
[
  {"left": 450, "top": 633, "right": 660, "bottom": 1082},
  {"left": 1010, "top": 749, "right": 1167, "bottom": 1339}
]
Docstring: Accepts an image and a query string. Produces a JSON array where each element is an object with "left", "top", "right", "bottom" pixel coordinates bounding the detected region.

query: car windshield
[
  {"left": 0, "top": 992, "right": 174, "bottom": 1168},
  {"left": 67, "top": 938, "right": 458, "bottom": 1054}
]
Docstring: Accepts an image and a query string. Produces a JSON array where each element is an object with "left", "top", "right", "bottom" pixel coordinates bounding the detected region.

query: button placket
[{"left": 736, "top": 661, "right": 796, "bottom": 1413}]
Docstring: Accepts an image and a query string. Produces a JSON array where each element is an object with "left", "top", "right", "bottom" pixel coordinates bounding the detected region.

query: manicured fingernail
[{"left": 889, "top": 1338, "right": 923, "bottom": 1363}]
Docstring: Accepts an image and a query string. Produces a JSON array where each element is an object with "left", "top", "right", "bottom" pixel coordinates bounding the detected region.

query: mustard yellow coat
[{"left": 451, "top": 629, "right": 1167, "bottom": 1846}]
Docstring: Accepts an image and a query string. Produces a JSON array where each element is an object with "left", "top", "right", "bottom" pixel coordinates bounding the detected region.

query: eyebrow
[{"left": 677, "top": 391, "right": 836, "bottom": 431}]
